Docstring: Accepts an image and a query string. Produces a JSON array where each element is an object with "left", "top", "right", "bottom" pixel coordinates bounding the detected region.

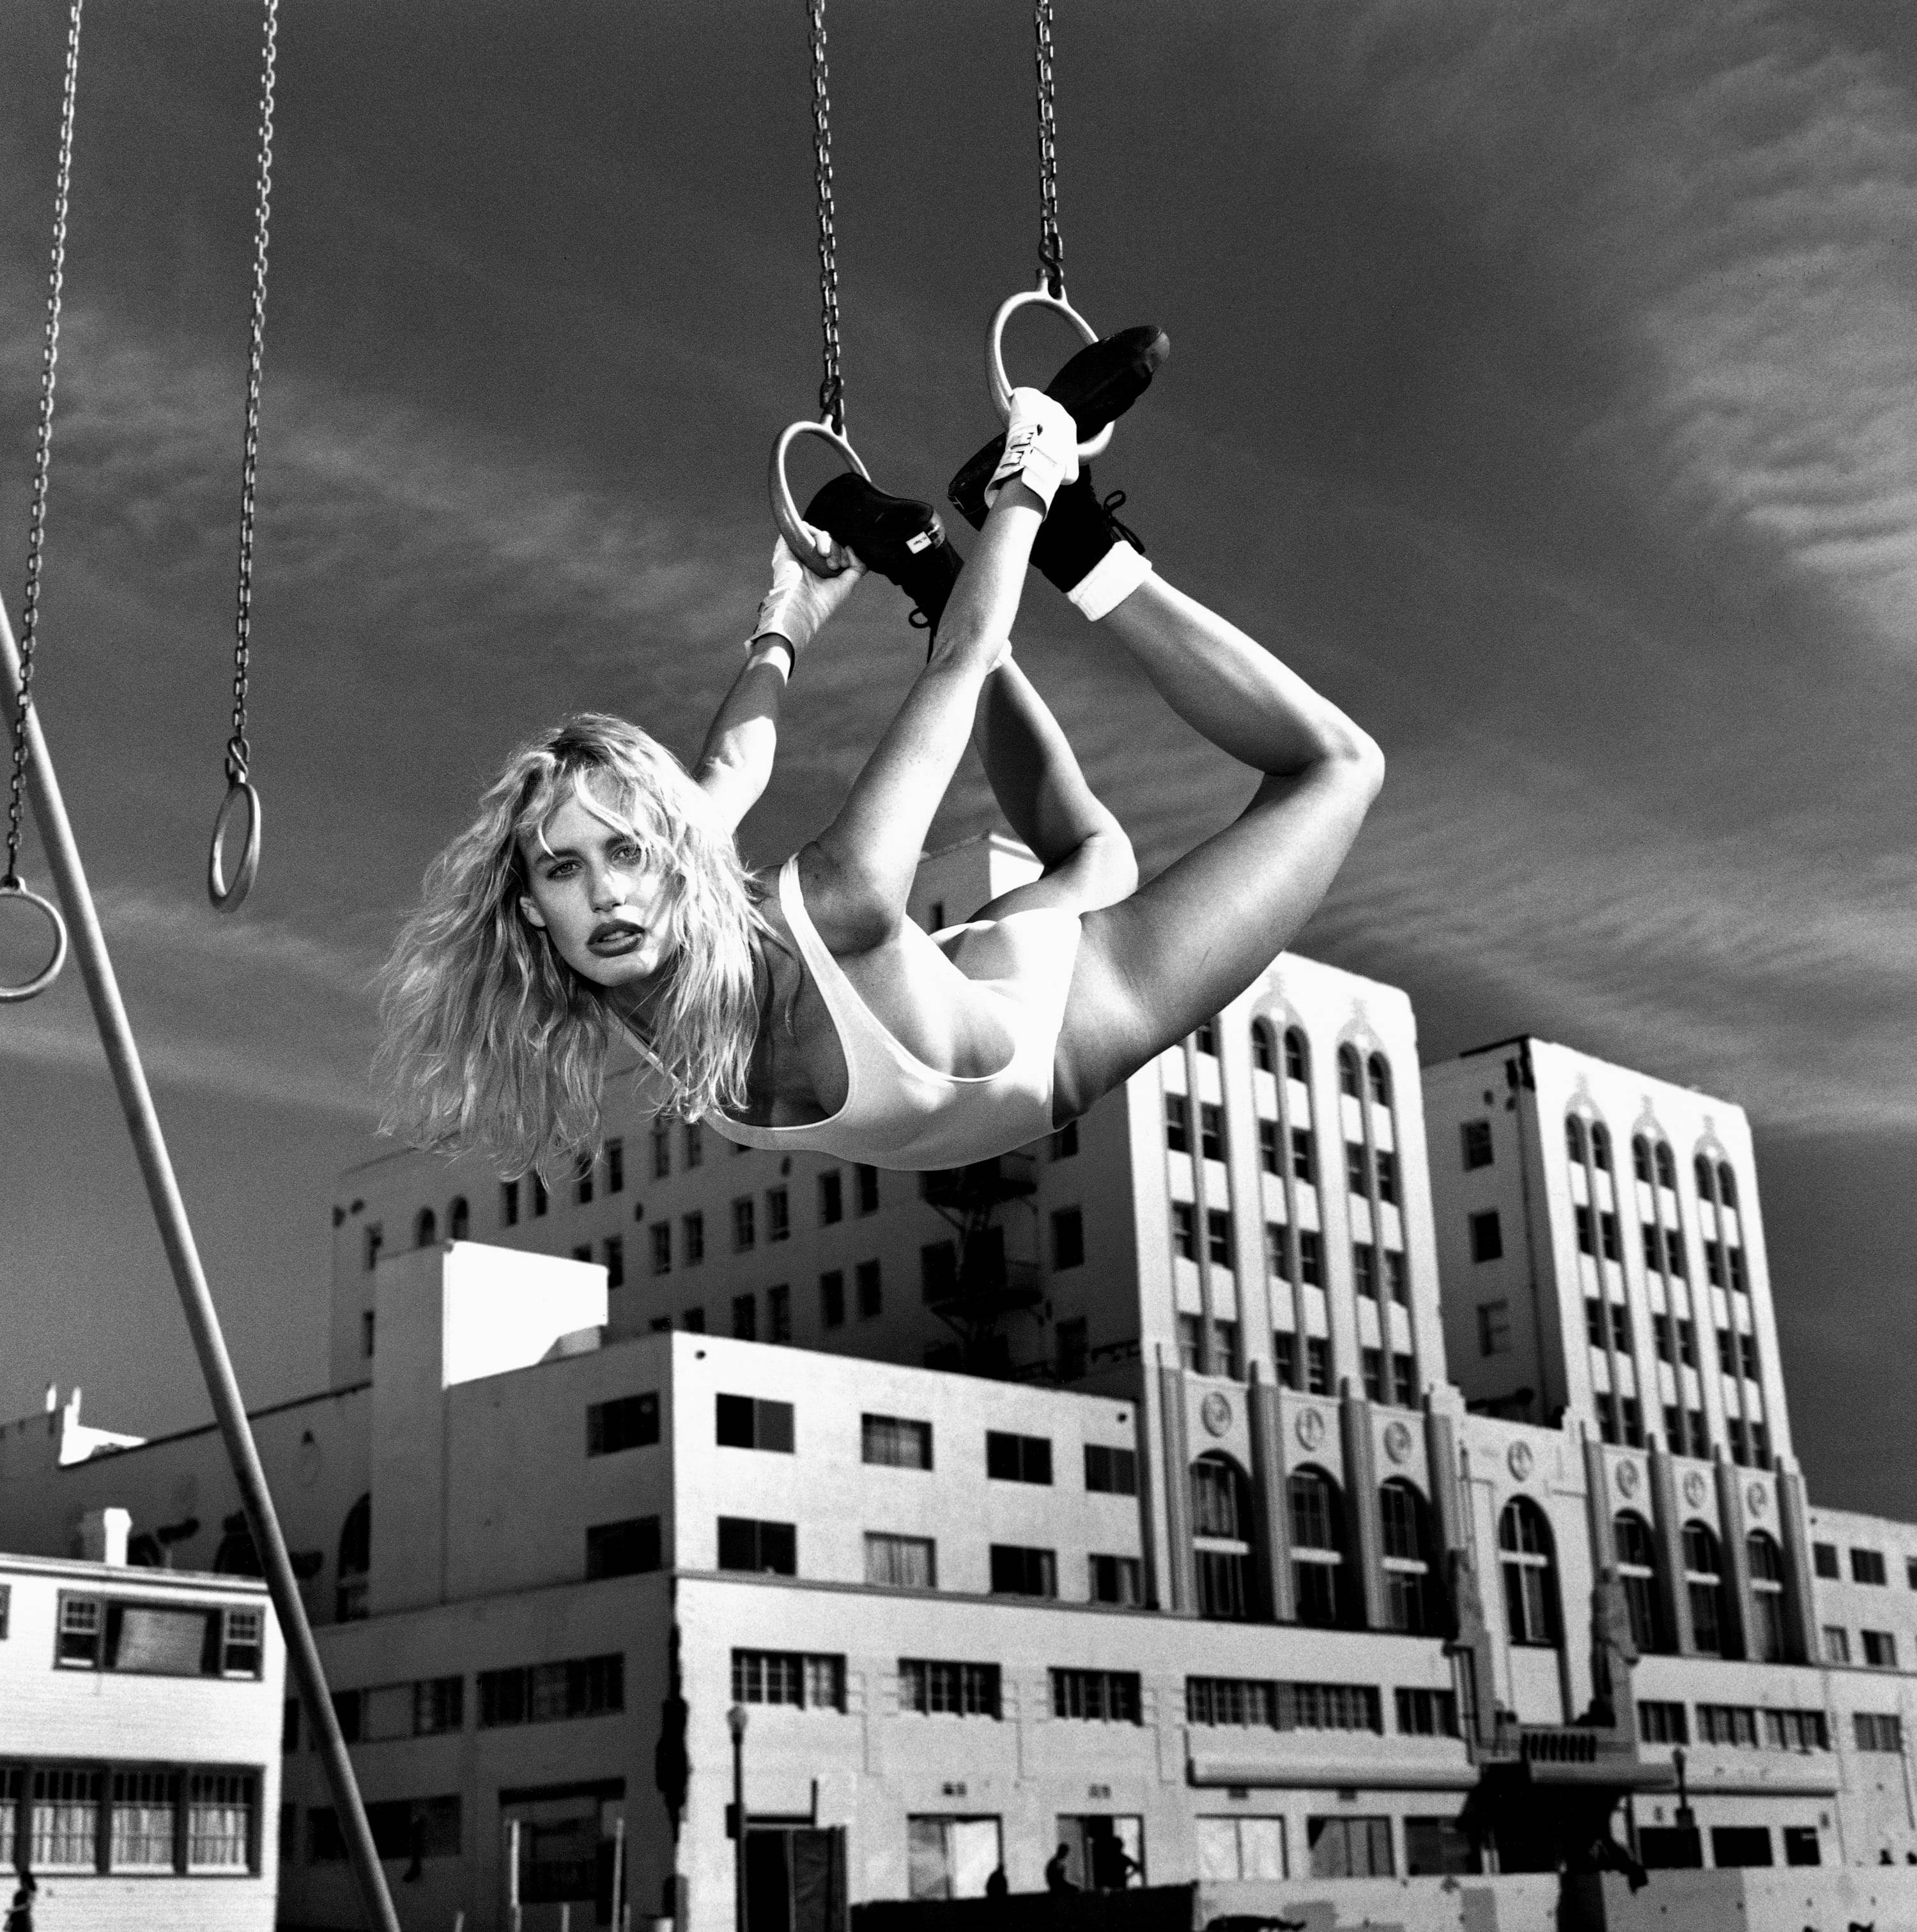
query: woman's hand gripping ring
[
  {"left": 769, "top": 419, "right": 872, "bottom": 578},
  {"left": 987, "top": 275, "right": 1113, "bottom": 461},
  {"left": 0, "top": 875, "right": 68, "bottom": 1001}
]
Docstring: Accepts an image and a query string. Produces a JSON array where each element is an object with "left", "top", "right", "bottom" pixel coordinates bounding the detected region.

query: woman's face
[{"left": 518, "top": 786, "right": 679, "bottom": 989}]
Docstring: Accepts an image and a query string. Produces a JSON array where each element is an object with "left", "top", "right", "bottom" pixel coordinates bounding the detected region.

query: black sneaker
[
  {"left": 804, "top": 472, "right": 964, "bottom": 637},
  {"left": 947, "top": 324, "right": 1167, "bottom": 595}
]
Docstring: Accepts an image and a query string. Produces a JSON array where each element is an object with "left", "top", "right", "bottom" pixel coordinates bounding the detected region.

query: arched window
[
  {"left": 1747, "top": 1531, "right": 1786, "bottom": 1662},
  {"left": 337, "top": 1494, "right": 371, "bottom": 1623},
  {"left": 1367, "top": 1054, "right": 1392, "bottom": 1110},
  {"left": 1631, "top": 1135, "right": 1651, "bottom": 1184},
  {"left": 1288, "top": 1467, "right": 1344, "bottom": 1629},
  {"left": 1283, "top": 1028, "right": 1308, "bottom": 1085},
  {"left": 448, "top": 1196, "right": 470, "bottom": 1240},
  {"left": 1565, "top": 1116, "right": 1587, "bottom": 1162},
  {"left": 1498, "top": 1498, "right": 1560, "bottom": 1647},
  {"left": 1654, "top": 1143, "right": 1677, "bottom": 1191},
  {"left": 213, "top": 1511, "right": 263, "bottom": 1578},
  {"left": 1613, "top": 1511, "right": 1661, "bottom": 1654},
  {"left": 1717, "top": 1163, "right": 1737, "bottom": 1209},
  {"left": 1192, "top": 1454, "right": 1255, "bottom": 1622},
  {"left": 1693, "top": 1154, "right": 1714, "bottom": 1200},
  {"left": 1682, "top": 1522, "right": 1726, "bottom": 1655},
  {"left": 1589, "top": 1123, "right": 1612, "bottom": 1172},
  {"left": 1337, "top": 1046, "right": 1362, "bottom": 1098},
  {"left": 415, "top": 1207, "right": 437, "bottom": 1248},
  {"left": 1196, "top": 1018, "right": 1218, "bottom": 1057},
  {"left": 1379, "top": 1480, "right": 1438, "bottom": 1634},
  {"left": 1252, "top": 1021, "right": 1276, "bottom": 1076}
]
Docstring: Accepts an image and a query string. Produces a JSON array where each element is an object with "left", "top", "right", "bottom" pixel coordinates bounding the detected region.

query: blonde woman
[{"left": 378, "top": 332, "right": 1382, "bottom": 1177}]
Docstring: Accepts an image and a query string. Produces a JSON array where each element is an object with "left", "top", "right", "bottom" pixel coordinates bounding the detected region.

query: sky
[{"left": 1, "top": 0, "right": 1913, "bottom": 1510}]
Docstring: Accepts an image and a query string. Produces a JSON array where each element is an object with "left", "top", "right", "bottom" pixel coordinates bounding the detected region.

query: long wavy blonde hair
[{"left": 376, "top": 714, "right": 768, "bottom": 1177}]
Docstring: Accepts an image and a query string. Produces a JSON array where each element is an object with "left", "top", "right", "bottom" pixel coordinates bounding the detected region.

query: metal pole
[
  {"left": 0, "top": 596, "right": 403, "bottom": 1932},
  {"left": 509, "top": 1815, "right": 523, "bottom": 1932},
  {"left": 728, "top": 1704, "right": 750, "bottom": 1932},
  {"left": 611, "top": 1813, "right": 626, "bottom": 1932}
]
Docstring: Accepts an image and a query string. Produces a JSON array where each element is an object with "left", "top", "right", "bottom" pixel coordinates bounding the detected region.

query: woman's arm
[{"left": 693, "top": 639, "right": 792, "bottom": 834}]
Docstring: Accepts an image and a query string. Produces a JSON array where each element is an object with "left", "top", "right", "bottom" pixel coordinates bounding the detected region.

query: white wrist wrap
[
  {"left": 983, "top": 388, "right": 1079, "bottom": 511},
  {"left": 1066, "top": 543, "right": 1152, "bottom": 621}
]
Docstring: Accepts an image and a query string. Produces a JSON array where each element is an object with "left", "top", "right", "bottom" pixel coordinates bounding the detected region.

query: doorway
[{"left": 746, "top": 1825, "right": 846, "bottom": 1932}]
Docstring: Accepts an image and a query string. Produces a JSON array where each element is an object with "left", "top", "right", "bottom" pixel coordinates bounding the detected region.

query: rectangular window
[
  {"left": 1056, "top": 1316, "right": 1088, "bottom": 1380},
  {"left": 866, "top": 1533, "right": 937, "bottom": 1589},
  {"left": 1813, "top": 1542, "right": 1840, "bottom": 1579},
  {"left": 1051, "top": 1118, "right": 1079, "bottom": 1159},
  {"left": 1345, "top": 1141, "right": 1369, "bottom": 1194},
  {"left": 682, "top": 1211, "right": 704, "bottom": 1265},
  {"left": 1469, "top": 1210, "right": 1503, "bottom": 1263},
  {"left": 732, "top": 1196, "right": 756, "bottom": 1251},
  {"left": 1374, "top": 1148, "right": 1398, "bottom": 1205},
  {"left": 1761, "top": 1709, "right": 1829, "bottom": 1752},
  {"left": 986, "top": 1430, "right": 1052, "bottom": 1484},
  {"left": 585, "top": 1515, "right": 661, "bottom": 1580},
  {"left": 855, "top": 1164, "right": 879, "bottom": 1214},
  {"left": 1308, "top": 1816, "right": 1394, "bottom": 1880},
  {"left": 1705, "top": 1239, "right": 1725, "bottom": 1287},
  {"left": 684, "top": 1122, "right": 703, "bottom": 1168},
  {"left": 1298, "top": 1230, "right": 1323, "bottom": 1286},
  {"left": 111, "top": 1768, "right": 178, "bottom": 1871},
  {"left": 1575, "top": 1205, "right": 1596, "bottom": 1256},
  {"left": 1385, "top": 1248, "right": 1408, "bottom": 1304},
  {"left": 732, "top": 1292, "right": 758, "bottom": 1340},
  {"left": 587, "top": 1392, "right": 660, "bottom": 1457},
  {"left": 1610, "top": 1304, "right": 1631, "bottom": 1351},
  {"left": 1052, "top": 1207, "right": 1085, "bottom": 1271},
  {"left": 1600, "top": 1211, "right": 1621, "bottom": 1262},
  {"left": 1265, "top": 1221, "right": 1290, "bottom": 1280},
  {"left": 1050, "top": 1668, "right": 1142, "bottom": 1723},
  {"left": 1165, "top": 1095, "right": 1190, "bottom": 1152},
  {"left": 732, "top": 1648, "right": 846, "bottom": 1710},
  {"left": 1728, "top": 1246, "right": 1749, "bottom": 1294},
  {"left": 221, "top": 1605, "right": 264, "bottom": 1678},
  {"left": 1353, "top": 1241, "right": 1378, "bottom": 1299},
  {"left": 987, "top": 1544, "right": 1056, "bottom": 1598},
  {"left": 414, "top": 1676, "right": 464, "bottom": 1735},
  {"left": 652, "top": 1124, "right": 671, "bottom": 1178},
  {"left": 1392, "top": 1352, "right": 1417, "bottom": 1407},
  {"left": 716, "top": 1394, "right": 795, "bottom": 1453},
  {"left": 1089, "top": 1554, "right": 1143, "bottom": 1605},
  {"left": 1709, "top": 1827, "right": 1773, "bottom": 1870},
  {"left": 1654, "top": 1313, "right": 1674, "bottom": 1363},
  {"left": 1824, "top": 1625, "right": 1851, "bottom": 1664},
  {"left": 1697, "top": 1705, "right": 1760, "bottom": 1747},
  {"left": 1665, "top": 1230, "right": 1686, "bottom": 1278},
  {"left": 767, "top": 1284, "right": 791, "bottom": 1343},
  {"left": 1461, "top": 1119, "right": 1493, "bottom": 1169},
  {"left": 1638, "top": 1701, "right": 1688, "bottom": 1744},
  {"left": 1739, "top": 1332, "right": 1760, "bottom": 1379},
  {"left": 1305, "top": 1337, "right": 1331, "bottom": 1395},
  {"left": 1855, "top": 1712, "right": 1905, "bottom": 1753},
  {"left": 1273, "top": 1329, "right": 1298, "bottom": 1388},
  {"left": 1362, "top": 1347, "right": 1384, "bottom": 1402},
  {"left": 533, "top": 1177, "right": 549, "bottom": 1217},
  {"left": 899, "top": 1659, "right": 1001, "bottom": 1718},
  {"left": 364, "top": 1223, "right": 384, "bottom": 1271},
  {"left": 1677, "top": 1319, "right": 1698, "bottom": 1368},
  {"left": 1259, "top": 1119, "right": 1280, "bottom": 1173},
  {"left": 186, "top": 1771, "right": 256, "bottom": 1872},
  {"left": 477, "top": 1653, "right": 624, "bottom": 1727},
  {"left": 919, "top": 1239, "right": 958, "bottom": 1304},
  {"left": 716, "top": 1517, "right": 797, "bottom": 1575},
  {"left": 1286, "top": 1682, "right": 1384, "bottom": 1732},
  {"left": 596, "top": 1234, "right": 622, "bottom": 1290},
  {"left": 1478, "top": 1301, "right": 1511, "bottom": 1356},
  {"left": 820, "top": 1269, "right": 845, "bottom": 1327},
  {"left": 1716, "top": 1330, "right": 1737, "bottom": 1375},
  {"left": 1394, "top": 1688, "right": 1459, "bottom": 1736},
  {"left": 856, "top": 1259, "right": 882, "bottom": 1318},
  {"left": 574, "top": 1152, "right": 594, "bottom": 1206},
  {"left": 1206, "top": 1209, "right": 1233, "bottom": 1267},
  {"left": 1201, "top": 1103, "right": 1226, "bottom": 1161},
  {"left": 863, "top": 1414, "right": 934, "bottom": 1470},
  {"left": 819, "top": 1170, "right": 843, "bottom": 1224},
  {"left": 604, "top": 1137, "right": 622, "bottom": 1193},
  {"left": 1291, "top": 1128, "right": 1316, "bottom": 1184},
  {"left": 1783, "top": 1826, "right": 1820, "bottom": 1867},
  {"left": 1852, "top": 1548, "right": 1888, "bottom": 1586},
  {"left": 651, "top": 1221, "right": 672, "bottom": 1275},
  {"left": 1212, "top": 1319, "right": 1240, "bottom": 1377},
  {"left": 766, "top": 1187, "right": 790, "bottom": 1242},
  {"left": 1862, "top": 1629, "right": 1898, "bottom": 1668},
  {"left": 1187, "top": 1677, "right": 1277, "bottom": 1728},
  {"left": 1171, "top": 1202, "right": 1197, "bottom": 1261},
  {"left": 500, "top": 1180, "right": 520, "bottom": 1227},
  {"left": 682, "top": 1306, "right": 705, "bottom": 1333},
  {"left": 1084, "top": 1443, "right": 1138, "bottom": 1494},
  {"left": 1177, "top": 1313, "right": 1203, "bottom": 1370},
  {"left": 1642, "top": 1223, "right": 1661, "bottom": 1272}
]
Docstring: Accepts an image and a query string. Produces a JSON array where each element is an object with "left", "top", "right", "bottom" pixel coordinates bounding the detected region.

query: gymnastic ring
[
  {"left": 769, "top": 417, "right": 871, "bottom": 579},
  {"left": 0, "top": 876, "right": 68, "bottom": 1002},
  {"left": 206, "top": 775, "right": 262, "bottom": 911},
  {"left": 987, "top": 275, "right": 1114, "bottom": 461}
]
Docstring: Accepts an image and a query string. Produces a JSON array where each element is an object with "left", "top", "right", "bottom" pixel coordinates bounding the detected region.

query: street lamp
[{"left": 728, "top": 1704, "right": 749, "bottom": 1932}]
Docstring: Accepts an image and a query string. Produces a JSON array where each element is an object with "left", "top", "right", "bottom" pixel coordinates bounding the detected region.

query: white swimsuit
[{"left": 712, "top": 855, "right": 1083, "bottom": 1171}]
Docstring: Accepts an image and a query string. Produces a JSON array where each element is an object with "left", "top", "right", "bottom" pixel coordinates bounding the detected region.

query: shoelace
[{"left": 1100, "top": 488, "right": 1146, "bottom": 554}]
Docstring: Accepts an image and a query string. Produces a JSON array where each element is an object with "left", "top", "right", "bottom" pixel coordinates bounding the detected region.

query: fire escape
[{"left": 920, "top": 1153, "right": 1044, "bottom": 1375}]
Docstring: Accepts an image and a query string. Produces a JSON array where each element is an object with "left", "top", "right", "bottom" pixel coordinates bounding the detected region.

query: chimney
[{"left": 79, "top": 1507, "right": 131, "bottom": 1566}]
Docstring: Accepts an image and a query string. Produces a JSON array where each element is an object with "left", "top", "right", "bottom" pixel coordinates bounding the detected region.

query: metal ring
[
  {"left": 207, "top": 777, "right": 262, "bottom": 911},
  {"left": 987, "top": 275, "right": 1114, "bottom": 460},
  {"left": 769, "top": 418, "right": 871, "bottom": 578},
  {"left": 0, "top": 877, "right": 68, "bottom": 1002}
]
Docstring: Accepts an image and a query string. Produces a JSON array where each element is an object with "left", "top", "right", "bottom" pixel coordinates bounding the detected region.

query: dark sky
[{"left": 2, "top": 0, "right": 1913, "bottom": 1511}]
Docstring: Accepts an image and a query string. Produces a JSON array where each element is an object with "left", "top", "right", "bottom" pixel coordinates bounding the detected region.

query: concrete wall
[
  {"left": 1585, "top": 1864, "right": 1917, "bottom": 1931},
  {"left": 1199, "top": 1873, "right": 1560, "bottom": 1931}
]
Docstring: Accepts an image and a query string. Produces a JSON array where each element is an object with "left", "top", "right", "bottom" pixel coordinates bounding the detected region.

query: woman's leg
[{"left": 1051, "top": 570, "right": 1384, "bottom": 1118}]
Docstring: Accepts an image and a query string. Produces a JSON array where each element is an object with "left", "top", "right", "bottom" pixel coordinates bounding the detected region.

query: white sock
[{"left": 1066, "top": 545, "right": 1153, "bottom": 621}]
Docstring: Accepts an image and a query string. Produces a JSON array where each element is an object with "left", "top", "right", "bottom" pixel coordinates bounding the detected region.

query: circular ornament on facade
[
  {"left": 1683, "top": 1472, "right": 1709, "bottom": 1510},
  {"left": 1507, "top": 1441, "right": 1534, "bottom": 1481},
  {"left": 1383, "top": 1420, "right": 1414, "bottom": 1465},
  {"left": 1613, "top": 1460, "right": 1641, "bottom": 1499},
  {"left": 1200, "top": 1391, "right": 1233, "bottom": 1438},
  {"left": 1295, "top": 1407, "right": 1327, "bottom": 1451},
  {"left": 1746, "top": 1482, "right": 1767, "bottom": 1517}
]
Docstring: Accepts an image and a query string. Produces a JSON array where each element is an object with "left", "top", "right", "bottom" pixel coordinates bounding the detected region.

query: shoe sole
[{"left": 803, "top": 473, "right": 945, "bottom": 580}]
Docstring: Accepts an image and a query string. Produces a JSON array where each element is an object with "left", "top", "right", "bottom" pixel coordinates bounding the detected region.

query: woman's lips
[{"left": 589, "top": 923, "right": 643, "bottom": 954}]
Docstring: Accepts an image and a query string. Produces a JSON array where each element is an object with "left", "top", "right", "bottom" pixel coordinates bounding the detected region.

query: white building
[
  {"left": 0, "top": 1507, "right": 282, "bottom": 1929},
  {"left": 1, "top": 842, "right": 1914, "bottom": 1931}
]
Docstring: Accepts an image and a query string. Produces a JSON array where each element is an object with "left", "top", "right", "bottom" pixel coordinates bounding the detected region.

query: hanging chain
[
  {"left": 224, "top": 0, "right": 279, "bottom": 794},
  {"left": 1033, "top": 0, "right": 1064, "bottom": 297},
  {"left": 807, "top": 0, "right": 844, "bottom": 433},
  {"left": 6, "top": 0, "right": 86, "bottom": 892}
]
